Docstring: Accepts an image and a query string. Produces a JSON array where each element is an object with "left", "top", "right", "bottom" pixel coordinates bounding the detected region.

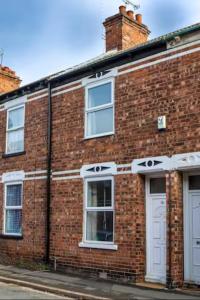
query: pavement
[
  {"left": 0, "top": 264, "right": 199, "bottom": 299},
  {"left": 0, "top": 282, "right": 69, "bottom": 299}
]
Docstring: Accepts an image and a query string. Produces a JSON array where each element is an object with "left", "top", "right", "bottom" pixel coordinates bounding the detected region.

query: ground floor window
[
  {"left": 85, "top": 177, "right": 114, "bottom": 243},
  {"left": 4, "top": 183, "right": 23, "bottom": 235}
]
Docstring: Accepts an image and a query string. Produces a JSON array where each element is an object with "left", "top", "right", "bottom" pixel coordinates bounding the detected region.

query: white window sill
[
  {"left": 0, "top": 234, "right": 23, "bottom": 240},
  {"left": 3, "top": 232, "right": 22, "bottom": 236},
  {"left": 79, "top": 242, "right": 118, "bottom": 251},
  {"left": 84, "top": 132, "right": 114, "bottom": 140},
  {"left": 3, "top": 151, "right": 26, "bottom": 158}
]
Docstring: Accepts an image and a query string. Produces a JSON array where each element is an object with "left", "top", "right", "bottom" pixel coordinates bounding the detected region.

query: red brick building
[{"left": 0, "top": 6, "right": 200, "bottom": 288}]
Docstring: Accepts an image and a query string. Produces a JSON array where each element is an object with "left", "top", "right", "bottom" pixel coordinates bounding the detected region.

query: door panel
[{"left": 153, "top": 221, "right": 161, "bottom": 238}]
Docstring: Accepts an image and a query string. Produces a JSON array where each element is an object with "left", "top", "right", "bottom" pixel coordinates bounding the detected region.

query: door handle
[{"left": 197, "top": 241, "right": 200, "bottom": 245}]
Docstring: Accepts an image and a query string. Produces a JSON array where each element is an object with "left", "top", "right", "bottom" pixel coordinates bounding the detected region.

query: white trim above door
[
  {"left": 145, "top": 176, "right": 167, "bottom": 284},
  {"left": 132, "top": 156, "right": 171, "bottom": 174}
]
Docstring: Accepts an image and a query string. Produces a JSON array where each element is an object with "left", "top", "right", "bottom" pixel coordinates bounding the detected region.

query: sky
[{"left": 0, "top": 0, "right": 199, "bottom": 85}]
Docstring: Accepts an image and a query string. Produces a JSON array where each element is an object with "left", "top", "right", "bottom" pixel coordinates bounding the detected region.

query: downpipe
[{"left": 46, "top": 81, "right": 52, "bottom": 264}]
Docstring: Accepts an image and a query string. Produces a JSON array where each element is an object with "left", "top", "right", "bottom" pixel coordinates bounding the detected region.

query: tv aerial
[
  {"left": 0, "top": 49, "right": 4, "bottom": 66},
  {"left": 122, "top": 0, "right": 140, "bottom": 10}
]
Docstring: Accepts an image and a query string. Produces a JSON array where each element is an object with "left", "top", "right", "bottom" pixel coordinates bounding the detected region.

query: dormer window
[{"left": 85, "top": 79, "right": 114, "bottom": 138}]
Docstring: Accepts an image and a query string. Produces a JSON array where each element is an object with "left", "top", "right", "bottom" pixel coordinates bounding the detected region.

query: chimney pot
[
  {"left": 127, "top": 10, "right": 134, "bottom": 20},
  {"left": 119, "top": 5, "right": 126, "bottom": 15},
  {"left": 136, "top": 14, "right": 142, "bottom": 24}
]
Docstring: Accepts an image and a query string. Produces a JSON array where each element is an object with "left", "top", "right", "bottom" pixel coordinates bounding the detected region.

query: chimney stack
[
  {"left": 103, "top": 6, "right": 150, "bottom": 52},
  {"left": 0, "top": 66, "right": 21, "bottom": 94}
]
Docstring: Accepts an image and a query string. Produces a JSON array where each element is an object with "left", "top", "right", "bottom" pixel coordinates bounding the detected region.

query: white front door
[
  {"left": 146, "top": 177, "right": 166, "bottom": 284},
  {"left": 184, "top": 174, "right": 200, "bottom": 284},
  {"left": 189, "top": 192, "right": 200, "bottom": 283}
]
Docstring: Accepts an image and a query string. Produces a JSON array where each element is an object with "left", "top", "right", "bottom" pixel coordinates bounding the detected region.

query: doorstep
[{"left": 135, "top": 282, "right": 166, "bottom": 290}]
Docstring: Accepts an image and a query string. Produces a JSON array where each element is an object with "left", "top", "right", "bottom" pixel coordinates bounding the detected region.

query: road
[{"left": 0, "top": 282, "right": 70, "bottom": 299}]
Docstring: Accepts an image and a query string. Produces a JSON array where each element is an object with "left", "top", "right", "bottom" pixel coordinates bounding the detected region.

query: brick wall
[
  {"left": 0, "top": 96, "right": 48, "bottom": 262},
  {"left": 166, "top": 171, "right": 184, "bottom": 287},
  {"left": 50, "top": 174, "right": 145, "bottom": 282},
  {"left": 49, "top": 49, "right": 200, "bottom": 283},
  {"left": 52, "top": 50, "right": 200, "bottom": 169},
  {"left": 0, "top": 180, "right": 46, "bottom": 263}
]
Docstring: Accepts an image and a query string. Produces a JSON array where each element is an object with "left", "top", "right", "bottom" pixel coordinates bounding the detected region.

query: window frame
[
  {"left": 6, "top": 104, "right": 25, "bottom": 155},
  {"left": 84, "top": 78, "right": 115, "bottom": 139},
  {"left": 149, "top": 177, "right": 166, "bottom": 194},
  {"left": 3, "top": 181, "right": 23, "bottom": 236},
  {"left": 83, "top": 176, "right": 115, "bottom": 245}
]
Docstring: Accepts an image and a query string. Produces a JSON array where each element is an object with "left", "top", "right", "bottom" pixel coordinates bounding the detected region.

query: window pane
[
  {"left": 8, "top": 107, "right": 24, "bottom": 129},
  {"left": 6, "top": 185, "right": 22, "bottom": 206},
  {"left": 5, "top": 209, "right": 22, "bottom": 234},
  {"left": 88, "top": 180, "right": 112, "bottom": 207},
  {"left": 87, "top": 107, "right": 113, "bottom": 136},
  {"left": 86, "top": 211, "right": 113, "bottom": 242},
  {"left": 88, "top": 83, "right": 111, "bottom": 108},
  {"left": 150, "top": 178, "right": 166, "bottom": 194},
  {"left": 7, "top": 129, "right": 24, "bottom": 153},
  {"left": 189, "top": 175, "right": 200, "bottom": 190}
]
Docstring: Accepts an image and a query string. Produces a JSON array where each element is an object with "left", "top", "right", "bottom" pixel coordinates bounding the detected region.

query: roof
[
  {"left": 1, "top": 21, "right": 200, "bottom": 101},
  {"left": 48, "top": 22, "right": 200, "bottom": 81},
  {"left": 49, "top": 50, "right": 118, "bottom": 80}
]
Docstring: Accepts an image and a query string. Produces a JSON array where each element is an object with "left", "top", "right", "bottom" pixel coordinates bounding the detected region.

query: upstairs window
[
  {"left": 4, "top": 183, "right": 23, "bottom": 235},
  {"left": 6, "top": 105, "right": 25, "bottom": 154},
  {"left": 85, "top": 80, "right": 114, "bottom": 138}
]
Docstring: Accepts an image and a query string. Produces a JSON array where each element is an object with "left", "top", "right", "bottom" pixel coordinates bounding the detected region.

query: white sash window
[
  {"left": 85, "top": 79, "right": 114, "bottom": 138},
  {"left": 4, "top": 183, "right": 23, "bottom": 236},
  {"left": 79, "top": 172, "right": 117, "bottom": 250},
  {"left": 6, "top": 105, "right": 25, "bottom": 154},
  {"left": 85, "top": 177, "right": 114, "bottom": 243}
]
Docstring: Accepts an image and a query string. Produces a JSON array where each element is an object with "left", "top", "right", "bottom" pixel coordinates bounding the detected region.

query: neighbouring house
[
  {"left": 0, "top": 66, "right": 21, "bottom": 94},
  {"left": 0, "top": 5, "right": 200, "bottom": 288}
]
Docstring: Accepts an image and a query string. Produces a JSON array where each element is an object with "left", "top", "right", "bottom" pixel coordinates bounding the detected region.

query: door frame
[
  {"left": 145, "top": 174, "right": 166, "bottom": 284},
  {"left": 183, "top": 171, "right": 200, "bottom": 283}
]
